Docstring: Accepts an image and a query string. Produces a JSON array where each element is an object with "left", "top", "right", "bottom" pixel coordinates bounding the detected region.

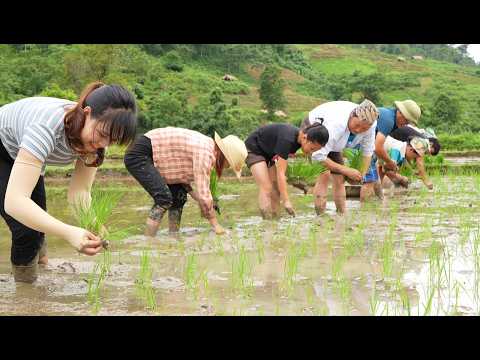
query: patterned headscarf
[{"left": 354, "top": 99, "right": 379, "bottom": 125}]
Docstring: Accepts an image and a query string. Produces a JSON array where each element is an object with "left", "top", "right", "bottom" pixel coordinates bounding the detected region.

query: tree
[
  {"left": 350, "top": 72, "right": 386, "bottom": 105},
  {"left": 430, "top": 94, "right": 462, "bottom": 132},
  {"left": 259, "top": 65, "right": 287, "bottom": 120}
]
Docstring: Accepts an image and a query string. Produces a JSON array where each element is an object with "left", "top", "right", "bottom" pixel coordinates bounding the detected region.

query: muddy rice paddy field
[{"left": 1, "top": 169, "right": 480, "bottom": 316}]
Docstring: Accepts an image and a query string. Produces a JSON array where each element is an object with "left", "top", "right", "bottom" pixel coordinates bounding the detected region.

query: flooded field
[{"left": 1, "top": 174, "right": 480, "bottom": 316}]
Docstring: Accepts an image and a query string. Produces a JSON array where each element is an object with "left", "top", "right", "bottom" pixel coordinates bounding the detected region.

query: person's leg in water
[
  {"left": 313, "top": 171, "right": 330, "bottom": 215},
  {"left": 331, "top": 173, "right": 346, "bottom": 214},
  {"left": 268, "top": 165, "right": 281, "bottom": 218},
  {"left": 124, "top": 136, "right": 175, "bottom": 237},
  {"left": 0, "top": 142, "right": 46, "bottom": 283},
  {"left": 250, "top": 160, "right": 275, "bottom": 219},
  {"left": 167, "top": 184, "right": 188, "bottom": 234},
  {"left": 360, "top": 155, "right": 382, "bottom": 201}
]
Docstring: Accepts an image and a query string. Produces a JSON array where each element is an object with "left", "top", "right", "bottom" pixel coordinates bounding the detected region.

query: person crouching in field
[
  {"left": 389, "top": 125, "right": 441, "bottom": 190},
  {"left": 0, "top": 82, "right": 138, "bottom": 283},
  {"left": 378, "top": 136, "right": 430, "bottom": 188},
  {"left": 305, "top": 99, "right": 379, "bottom": 215},
  {"left": 244, "top": 122, "right": 329, "bottom": 219},
  {"left": 124, "top": 127, "right": 247, "bottom": 236}
]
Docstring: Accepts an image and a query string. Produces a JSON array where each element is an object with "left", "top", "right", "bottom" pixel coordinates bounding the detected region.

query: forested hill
[{"left": 1, "top": 44, "right": 478, "bottom": 138}]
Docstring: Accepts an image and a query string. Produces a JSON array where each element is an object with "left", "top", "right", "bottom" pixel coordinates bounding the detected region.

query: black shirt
[
  {"left": 245, "top": 123, "right": 301, "bottom": 163},
  {"left": 390, "top": 126, "right": 426, "bottom": 142}
]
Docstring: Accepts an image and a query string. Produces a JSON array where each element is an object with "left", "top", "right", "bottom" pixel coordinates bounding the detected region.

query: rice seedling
[
  {"left": 254, "top": 230, "right": 265, "bottom": 264},
  {"left": 286, "top": 159, "right": 327, "bottom": 193},
  {"left": 231, "top": 245, "right": 254, "bottom": 297},
  {"left": 210, "top": 169, "right": 221, "bottom": 215},
  {"left": 281, "top": 243, "right": 305, "bottom": 297},
  {"left": 184, "top": 252, "right": 200, "bottom": 299},
  {"left": 86, "top": 262, "right": 107, "bottom": 314},
  {"left": 135, "top": 249, "right": 157, "bottom": 312},
  {"left": 213, "top": 232, "right": 225, "bottom": 257},
  {"left": 343, "top": 148, "right": 363, "bottom": 171},
  {"left": 395, "top": 277, "right": 411, "bottom": 316},
  {"left": 369, "top": 283, "right": 380, "bottom": 316},
  {"left": 330, "top": 271, "right": 352, "bottom": 315},
  {"left": 74, "top": 188, "right": 124, "bottom": 245},
  {"left": 308, "top": 225, "right": 318, "bottom": 256},
  {"left": 331, "top": 252, "right": 347, "bottom": 282},
  {"left": 380, "top": 237, "right": 394, "bottom": 280}
]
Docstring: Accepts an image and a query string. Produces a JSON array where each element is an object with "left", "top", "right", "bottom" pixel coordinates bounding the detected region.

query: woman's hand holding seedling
[{"left": 65, "top": 225, "right": 103, "bottom": 255}]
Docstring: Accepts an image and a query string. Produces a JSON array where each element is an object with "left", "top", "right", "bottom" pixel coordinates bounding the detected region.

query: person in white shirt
[{"left": 301, "top": 99, "right": 379, "bottom": 215}]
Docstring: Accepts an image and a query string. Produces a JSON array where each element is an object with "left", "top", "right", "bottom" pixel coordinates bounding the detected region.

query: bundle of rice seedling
[
  {"left": 73, "top": 188, "right": 124, "bottom": 249},
  {"left": 286, "top": 159, "right": 327, "bottom": 194},
  {"left": 343, "top": 148, "right": 363, "bottom": 171},
  {"left": 210, "top": 169, "right": 221, "bottom": 214}
]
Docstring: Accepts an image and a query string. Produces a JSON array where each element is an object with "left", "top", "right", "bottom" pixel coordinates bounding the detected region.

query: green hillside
[{"left": 0, "top": 44, "right": 478, "bottom": 148}]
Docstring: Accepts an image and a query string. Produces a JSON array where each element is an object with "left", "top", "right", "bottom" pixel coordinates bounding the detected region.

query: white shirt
[{"left": 308, "top": 101, "right": 376, "bottom": 162}]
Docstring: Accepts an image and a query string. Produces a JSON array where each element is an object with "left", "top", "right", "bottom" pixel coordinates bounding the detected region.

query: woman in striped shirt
[
  {"left": 0, "top": 82, "right": 137, "bottom": 283},
  {"left": 124, "top": 127, "right": 248, "bottom": 236}
]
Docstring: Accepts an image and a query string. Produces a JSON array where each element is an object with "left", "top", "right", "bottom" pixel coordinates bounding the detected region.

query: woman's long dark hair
[{"left": 64, "top": 81, "right": 138, "bottom": 167}]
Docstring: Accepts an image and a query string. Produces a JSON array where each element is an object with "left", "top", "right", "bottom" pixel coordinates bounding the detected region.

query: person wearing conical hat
[
  {"left": 124, "top": 127, "right": 247, "bottom": 236},
  {"left": 360, "top": 99, "right": 422, "bottom": 200},
  {"left": 389, "top": 124, "right": 441, "bottom": 190},
  {"left": 377, "top": 135, "right": 430, "bottom": 189}
]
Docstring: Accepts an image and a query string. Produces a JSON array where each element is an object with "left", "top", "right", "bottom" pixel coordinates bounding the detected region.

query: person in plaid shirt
[{"left": 124, "top": 127, "right": 247, "bottom": 236}]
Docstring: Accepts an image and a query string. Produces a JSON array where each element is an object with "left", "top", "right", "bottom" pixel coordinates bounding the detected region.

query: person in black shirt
[
  {"left": 390, "top": 125, "right": 441, "bottom": 190},
  {"left": 245, "top": 122, "right": 329, "bottom": 219}
]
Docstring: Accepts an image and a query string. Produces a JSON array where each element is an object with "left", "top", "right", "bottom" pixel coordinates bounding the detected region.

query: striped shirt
[
  {"left": 145, "top": 127, "right": 216, "bottom": 218},
  {"left": 0, "top": 97, "right": 78, "bottom": 175}
]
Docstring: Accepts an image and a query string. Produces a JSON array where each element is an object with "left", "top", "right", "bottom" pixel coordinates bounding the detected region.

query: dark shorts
[
  {"left": 0, "top": 140, "right": 46, "bottom": 266},
  {"left": 245, "top": 151, "right": 276, "bottom": 168},
  {"left": 327, "top": 151, "right": 344, "bottom": 175},
  {"left": 124, "top": 135, "right": 189, "bottom": 213}
]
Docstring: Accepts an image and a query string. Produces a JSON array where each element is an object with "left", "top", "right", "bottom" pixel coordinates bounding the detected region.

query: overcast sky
[
  {"left": 451, "top": 44, "right": 480, "bottom": 63},
  {"left": 467, "top": 44, "right": 480, "bottom": 63}
]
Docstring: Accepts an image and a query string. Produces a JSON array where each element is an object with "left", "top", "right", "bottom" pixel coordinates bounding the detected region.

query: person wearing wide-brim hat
[
  {"left": 360, "top": 99, "right": 422, "bottom": 201},
  {"left": 124, "top": 127, "right": 247, "bottom": 236}
]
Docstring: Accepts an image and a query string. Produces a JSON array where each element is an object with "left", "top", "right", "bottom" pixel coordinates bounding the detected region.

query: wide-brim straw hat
[
  {"left": 394, "top": 100, "right": 421, "bottom": 126},
  {"left": 214, "top": 132, "right": 248, "bottom": 179},
  {"left": 410, "top": 136, "right": 429, "bottom": 157}
]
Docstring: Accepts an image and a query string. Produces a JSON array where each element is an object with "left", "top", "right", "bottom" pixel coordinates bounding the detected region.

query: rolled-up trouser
[
  {"left": 124, "top": 135, "right": 189, "bottom": 222},
  {"left": 362, "top": 154, "right": 379, "bottom": 183},
  {"left": 0, "top": 140, "right": 46, "bottom": 282}
]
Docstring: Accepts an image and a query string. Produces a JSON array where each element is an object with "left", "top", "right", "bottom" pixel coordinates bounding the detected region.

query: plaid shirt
[{"left": 145, "top": 127, "right": 216, "bottom": 218}]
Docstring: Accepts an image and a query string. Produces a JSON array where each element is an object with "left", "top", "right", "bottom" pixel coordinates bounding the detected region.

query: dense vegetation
[{"left": 1, "top": 44, "right": 479, "bottom": 142}]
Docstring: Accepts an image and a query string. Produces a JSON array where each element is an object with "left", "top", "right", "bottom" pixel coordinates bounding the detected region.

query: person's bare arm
[
  {"left": 323, "top": 158, "right": 362, "bottom": 182},
  {"left": 375, "top": 133, "right": 398, "bottom": 171},
  {"left": 67, "top": 158, "right": 98, "bottom": 209},
  {"left": 415, "top": 157, "right": 433, "bottom": 189},
  {"left": 4, "top": 149, "right": 102, "bottom": 254},
  {"left": 275, "top": 157, "right": 295, "bottom": 216}
]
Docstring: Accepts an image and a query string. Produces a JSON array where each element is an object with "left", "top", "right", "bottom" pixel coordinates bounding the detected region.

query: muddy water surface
[{"left": 1, "top": 175, "right": 479, "bottom": 315}]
